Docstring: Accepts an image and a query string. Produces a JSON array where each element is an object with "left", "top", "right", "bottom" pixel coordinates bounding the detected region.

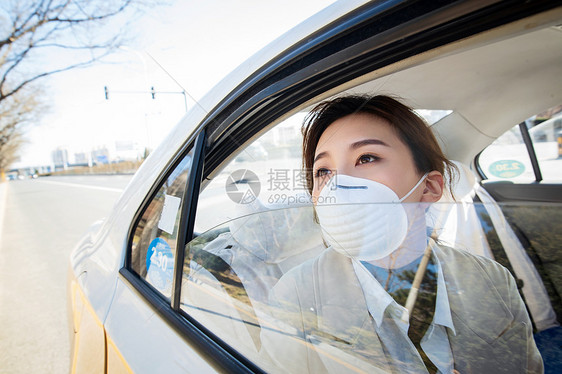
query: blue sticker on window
[
  {"left": 146, "top": 238, "right": 174, "bottom": 295},
  {"left": 488, "top": 160, "right": 525, "bottom": 178}
]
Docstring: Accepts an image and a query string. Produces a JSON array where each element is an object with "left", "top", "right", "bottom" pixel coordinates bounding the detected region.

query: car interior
[
  {"left": 178, "top": 9, "right": 562, "bottom": 372},
  {"left": 347, "top": 6, "right": 562, "bottom": 353}
]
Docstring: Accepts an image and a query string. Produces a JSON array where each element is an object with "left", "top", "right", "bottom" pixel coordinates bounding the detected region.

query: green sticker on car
[{"left": 488, "top": 160, "right": 525, "bottom": 178}]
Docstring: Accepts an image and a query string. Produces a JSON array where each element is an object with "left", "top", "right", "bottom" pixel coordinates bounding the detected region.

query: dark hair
[{"left": 302, "top": 94, "right": 457, "bottom": 194}]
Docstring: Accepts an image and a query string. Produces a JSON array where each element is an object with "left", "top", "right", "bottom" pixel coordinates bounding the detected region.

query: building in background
[{"left": 51, "top": 148, "right": 69, "bottom": 171}]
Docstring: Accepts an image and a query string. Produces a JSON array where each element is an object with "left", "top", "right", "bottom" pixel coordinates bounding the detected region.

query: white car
[{"left": 68, "top": 1, "right": 562, "bottom": 373}]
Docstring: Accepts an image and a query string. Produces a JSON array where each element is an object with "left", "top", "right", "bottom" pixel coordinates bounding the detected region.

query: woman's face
[{"left": 312, "top": 113, "right": 424, "bottom": 203}]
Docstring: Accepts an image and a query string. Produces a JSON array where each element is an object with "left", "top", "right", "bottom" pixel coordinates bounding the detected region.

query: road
[{"left": 0, "top": 175, "right": 133, "bottom": 374}]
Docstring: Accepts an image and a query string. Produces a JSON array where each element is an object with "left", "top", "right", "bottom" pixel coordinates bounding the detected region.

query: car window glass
[
  {"left": 130, "top": 151, "right": 193, "bottom": 298},
  {"left": 528, "top": 111, "right": 562, "bottom": 181},
  {"left": 194, "top": 112, "right": 311, "bottom": 235},
  {"left": 415, "top": 109, "right": 452, "bottom": 125},
  {"left": 181, "top": 204, "right": 324, "bottom": 371},
  {"left": 179, "top": 200, "right": 561, "bottom": 372},
  {"left": 478, "top": 125, "right": 535, "bottom": 182},
  {"left": 479, "top": 105, "right": 562, "bottom": 182},
  {"left": 180, "top": 101, "right": 560, "bottom": 370},
  {"left": 182, "top": 100, "right": 561, "bottom": 369},
  {"left": 193, "top": 108, "right": 454, "bottom": 235}
]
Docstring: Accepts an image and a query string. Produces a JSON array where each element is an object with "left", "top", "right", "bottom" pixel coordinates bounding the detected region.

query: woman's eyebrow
[
  {"left": 314, "top": 138, "right": 388, "bottom": 163},
  {"left": 350, "top": 138, "right": 389, "bottom": 149},
  {"left": 313, "top": 151, "right": 328, "bottom": 164}
]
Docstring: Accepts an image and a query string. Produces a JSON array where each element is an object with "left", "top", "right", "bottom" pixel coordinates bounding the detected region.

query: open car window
[{"left": 179, "top": 199, "right": 561, "bottom": 372}]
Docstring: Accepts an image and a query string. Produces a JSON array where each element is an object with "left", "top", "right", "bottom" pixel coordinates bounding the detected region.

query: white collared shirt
[{"left": 352, "top": 241, "right": 457, "bottom": 373}]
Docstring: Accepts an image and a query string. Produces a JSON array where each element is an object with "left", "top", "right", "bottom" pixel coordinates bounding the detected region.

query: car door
[{"left": 103, "top": 135, "right": 212, "bottom": 373}]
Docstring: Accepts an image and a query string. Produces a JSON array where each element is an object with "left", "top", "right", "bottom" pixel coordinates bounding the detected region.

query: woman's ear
[{"left": 421, "top": 171, "right": 444, "bottom": 203}]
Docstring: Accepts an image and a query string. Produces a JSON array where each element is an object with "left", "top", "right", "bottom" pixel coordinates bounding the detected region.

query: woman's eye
[
  {"left": 357, "top": 154, "right": 379, "bottom": 165},
  {"left": 314, "top": 168, "right": 331, "bottom": 178}
]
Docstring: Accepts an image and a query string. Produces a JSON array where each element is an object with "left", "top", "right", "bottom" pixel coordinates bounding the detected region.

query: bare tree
[
  {"left": 0, "top": 130, "right": 25, "bottom": 172},
  {"left": 0, "top": 0, "right": 155, "bottom": 103},
  {"left": 0, "top": 85, "right": 45, "bottom": 171},
  {"left": 0, "top": 0, "right": 159, "bottom": 176}
]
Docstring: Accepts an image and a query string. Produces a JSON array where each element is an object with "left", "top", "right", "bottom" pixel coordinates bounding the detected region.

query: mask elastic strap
[{"left": 398, "top": 172, "right": 429, "bottom": 202}]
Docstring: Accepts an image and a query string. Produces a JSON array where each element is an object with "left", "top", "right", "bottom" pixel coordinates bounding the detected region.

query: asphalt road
[{"left": 0, "top": 175, "right": 133, "bottom": 373}]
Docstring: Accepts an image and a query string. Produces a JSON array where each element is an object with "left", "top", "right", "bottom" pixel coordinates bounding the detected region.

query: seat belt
[{"left": 473, "top": 187, "right": 558, "bottom": 331}]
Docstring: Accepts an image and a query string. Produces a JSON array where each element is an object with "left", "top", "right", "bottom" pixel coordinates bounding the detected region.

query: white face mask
[{"left": 315, "top": 173, "right": 428, "bottom": 261}]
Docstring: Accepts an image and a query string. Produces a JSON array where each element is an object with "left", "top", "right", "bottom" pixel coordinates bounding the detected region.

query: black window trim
[
  {"left": 121, "top": 127, "right": 265, "bottom": 373},
  {"left": 123, "top": 131, "right": 198, "bottom": 274},
  {"left": 171, "top": 128, "right": 205, "bottom": 311},
  {"left": 519, "top": 121, "right": 544, "bottom": 182},
  {"left": 119, "top": 269, "right": 262, "bottom": 373}
]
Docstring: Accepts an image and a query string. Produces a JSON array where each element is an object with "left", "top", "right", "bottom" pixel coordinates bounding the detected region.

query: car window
[
  {"left": 529, "top": 112, "right": 562, "bottom": 181},
  {"left": 415, "top": 109, "right": 452, "bottom": 125},
  {"left": 179, "top": 198, "right": 562, "bottom": 372},
  {"left": 193, "top": 112, "right": 311, "bottom": 235},
  {"left": 176, "top": 104, "right": 561, "bottom": 371},
  {"left": 175, "top": 112, "right": 325, "bottom": 368},
  {"left": 192, "top": 108, "right": 452, "bottom": 236},
  {"left": 478, "top": 105, "right": 562, "bottom": 182},
  {"left": 181, "top": 205, "right": 323, "bottom": 371},
  {"left": 130, "top": 151, "right": 193, "bottom": 298}
]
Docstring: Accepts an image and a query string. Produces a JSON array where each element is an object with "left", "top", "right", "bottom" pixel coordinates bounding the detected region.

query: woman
[{"left": 259, "top": 95, "right": 542, "bottom": 373}]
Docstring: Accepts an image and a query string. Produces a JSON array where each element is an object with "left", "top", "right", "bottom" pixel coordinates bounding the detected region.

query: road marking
[{"left": 38, "top": 180, "right": 124, "bottom": 193}]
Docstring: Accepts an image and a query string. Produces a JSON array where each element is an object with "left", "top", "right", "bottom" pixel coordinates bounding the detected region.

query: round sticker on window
[
  {"left": 488, "top": 160, "right": 525, "bottom": 178},
  {"left": 146, "top": 238, "right": 174, "bottom": 295}
]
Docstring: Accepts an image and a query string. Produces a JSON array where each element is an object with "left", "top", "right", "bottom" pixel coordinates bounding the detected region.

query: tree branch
[
  {"left": 0, "top": 0, "right": 159, "bottom": 169},
  {"left": 50, "top": 0, "right": 133, "bottom": 24},
  {"left": 1, "top": 49, "right": 112, "bottom": 102}
]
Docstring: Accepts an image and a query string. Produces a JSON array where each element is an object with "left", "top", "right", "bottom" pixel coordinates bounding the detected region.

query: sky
[{"left": 11, "top": 0, "right": 336, "bottom": 169}]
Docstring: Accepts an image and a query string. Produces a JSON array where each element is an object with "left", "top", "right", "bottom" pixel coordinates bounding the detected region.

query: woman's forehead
[{"left": 315, "top": 113, "right": 399, "bottom": 154}]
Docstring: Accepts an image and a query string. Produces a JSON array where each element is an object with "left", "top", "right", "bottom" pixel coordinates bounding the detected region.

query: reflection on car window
[
  {"left": 479, "top": 105, "right": 562, "bottom": 182},
  {"left": 193, "top": 112, "right": 309, "bottom": 235},
  {"left": 528, "top": 110, "right": 562, "bottom": 181},
  {"left": 130, "top": 152, "right": 193, "bottom": 298},
  {"left": 178, "top": 198, "right": 561, "bottom": 373},
  {"left": 181, "top": 204, "right": 324, "bottom": 370},
  {"left": 176, "top": 103, "right": 562, "bottom": 372}
]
